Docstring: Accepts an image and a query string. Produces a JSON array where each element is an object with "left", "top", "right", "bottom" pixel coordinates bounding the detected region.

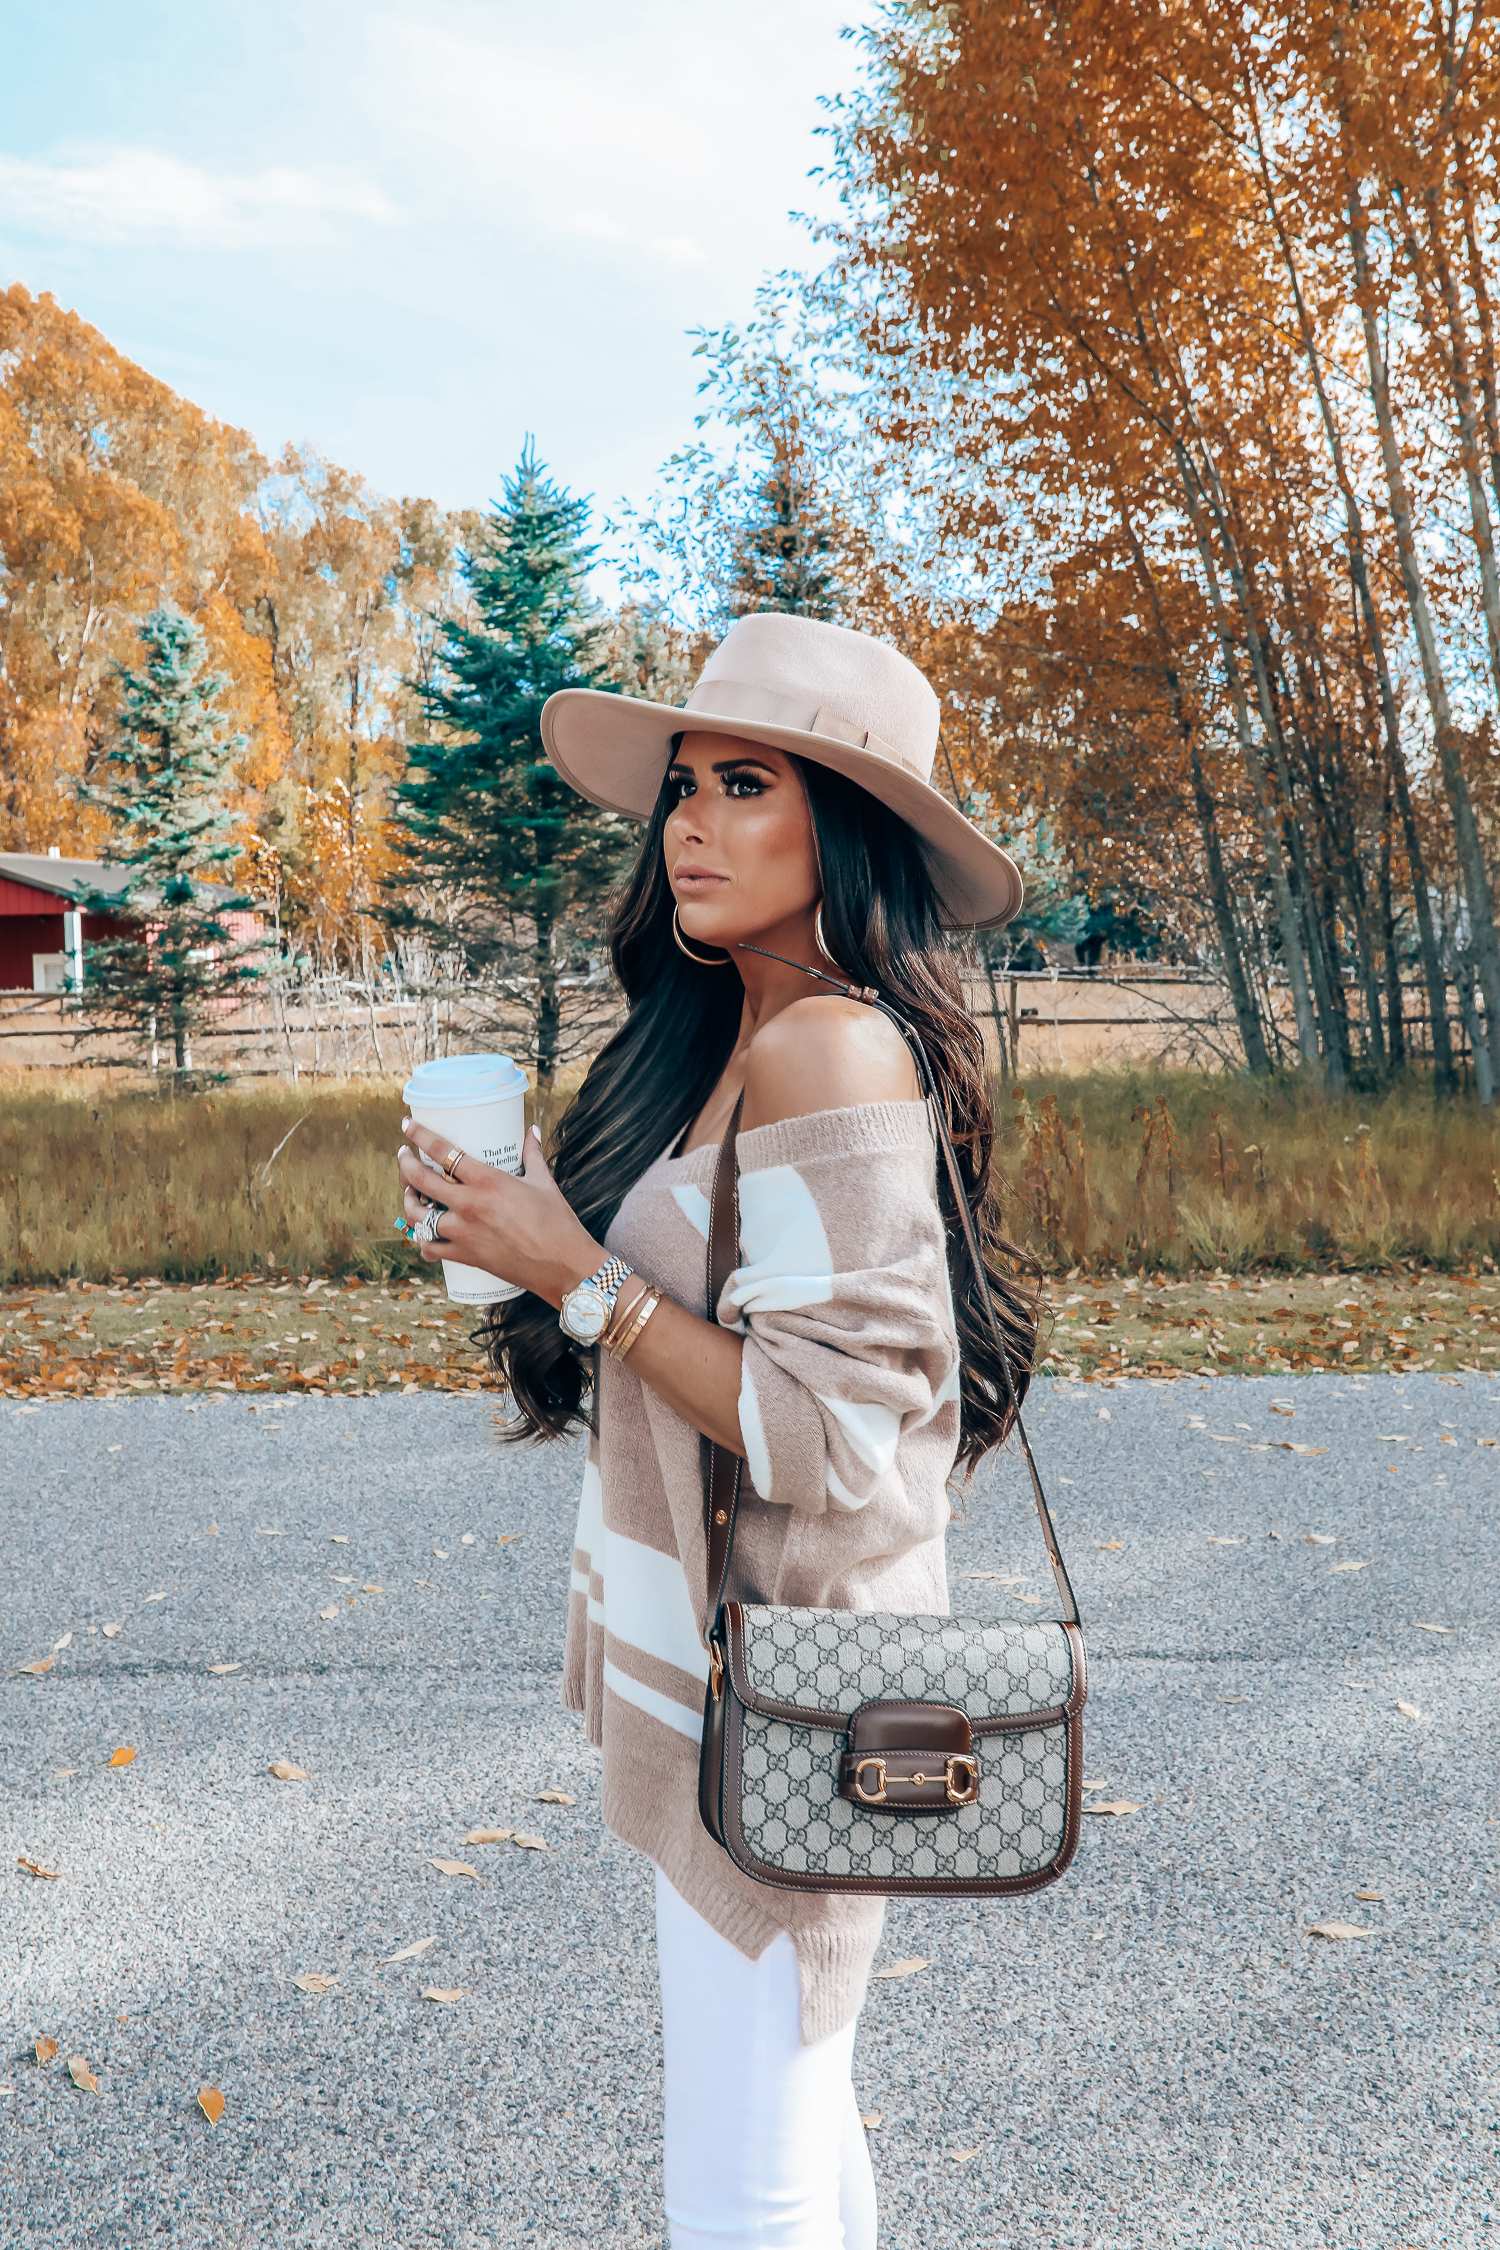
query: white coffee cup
[{"left": 403, "top": 1053, "right": 529, "bottom": 1305}]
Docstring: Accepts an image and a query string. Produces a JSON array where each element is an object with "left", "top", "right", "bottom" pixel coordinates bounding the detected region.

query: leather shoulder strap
[{"left": 703, "top": 1093, "right": 745, "bottom": 1620}]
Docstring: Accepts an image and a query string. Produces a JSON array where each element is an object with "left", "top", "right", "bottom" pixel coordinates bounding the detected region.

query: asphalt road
[{"left": 3, "top": 1374, "right": 1496, "bottom": 2250}]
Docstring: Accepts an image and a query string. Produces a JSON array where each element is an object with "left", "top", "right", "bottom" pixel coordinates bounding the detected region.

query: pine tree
[
  {"left": 729, "top": 453, "right": 843, "bottom": 621},
  {"left": 82, "top": 605, "right": 263, "bottom": 1071},
  {"left": 393, "top": 444, "right": 629, "bottom": 1088}
]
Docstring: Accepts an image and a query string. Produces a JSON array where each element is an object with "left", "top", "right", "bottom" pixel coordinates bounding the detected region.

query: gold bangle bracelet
[
  {"left": 608, "top": 1284, "right": 663, "bottom": 1363},
  {"left": 599, "top": 1275, "right": 648, "bottom": 1355}
]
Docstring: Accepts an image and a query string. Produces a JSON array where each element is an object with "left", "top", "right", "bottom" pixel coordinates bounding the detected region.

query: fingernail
[
  {"left": 531, "top": 1125, "right": 542, "bottom": 1142},
  {"left": 401, "top": 1117, "right": 412, "bottom": 1131}
]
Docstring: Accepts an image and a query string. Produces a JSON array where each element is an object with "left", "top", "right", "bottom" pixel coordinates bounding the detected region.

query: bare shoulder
[{"left": 740, "top": 995, "right": 920, "bottom": 1130}]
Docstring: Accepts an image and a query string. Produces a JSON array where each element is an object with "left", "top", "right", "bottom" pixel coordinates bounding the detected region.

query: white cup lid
[{"left": 403, "top": 1053, "right": 528, "bottom": 1107}]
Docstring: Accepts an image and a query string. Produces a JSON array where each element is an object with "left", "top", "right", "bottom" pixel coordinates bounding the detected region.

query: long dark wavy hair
[{"left": 481, "top": 756, "right": 1041, "bottom": 1475}]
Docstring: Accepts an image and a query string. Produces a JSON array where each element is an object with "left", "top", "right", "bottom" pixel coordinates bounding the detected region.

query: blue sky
[{"left": 0, "top": 0, "right": 868, "bottom": 531}]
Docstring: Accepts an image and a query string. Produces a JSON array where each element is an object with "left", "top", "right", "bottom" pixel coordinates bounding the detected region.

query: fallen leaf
[
  {"left": 1081, "top": 1778, "right": 1114, "bottom": 1790},
  {"left": 874, "top": 1957, "right": 929, "bottom": 1979},
  {"left": 17, "top": 1656, "right": 54, "bottom": 1676},
  {"left": 421, "top": 1987, "right": 468, "bottom": 2003},
  {"left": 330, "top": 1535, "right": 349, "bottom": 1543},
  {"left": 291, "top": 1974, "right": 339, "bottom": 1993},
  {"left": 268, "top": 1761, "right": 308, "bottom": 1781},
  {"left": 1306, "top": 1534, "right": 1337, "bottom": 1545},
  {"left": 1209, "top": 1434, "right": 1240, "bottom": 1444},
  {"left": 434, "top": 1548, "right": 450, "bottom": 1559},
  {"left": 206, "top": 1663, "right": 241, "bottom": 1675},
  {"left": 497, "top": 1533, "right": 522, "bottom": 1544},
  {"left": 1438, "top": 1433, "right": 1457, "bottom": 1445},
  {"left": 948, "top": 2146, "right": 981, "bottom": 2162},
  {"left": 1219, "top": 1695, "right": 1251, "bottom": 1703},
  {"left": 1287, "top": 1444, "right": 1329, "bottom": 1455},
  {"left": 860, "top": 2111, "right": 883, "bottom": 2129},
  {"left": 16, "top": 1856, "right": 60, "bottom": 1879},
  {"left": 318, "top": 1605, "right": 340, "bottom": 1620},
  {"left": 198, "top": 2086, "right": 225, "bottom": 2125},
  {"left": 360, "top": 1584, "right": 386, "bottom": 1594},
  {"left": 68, "top": 2056, "right": 99, "bottom": 2093},
  {"left": 52, "top": 1632, "right": 72, "bottom": 1650},
  {"left": 52, "top": 1769, "right": 78, "bottom": 1778},
  {"left": 1395, "top": 1701, "right": 1422, "bottom": 1720},
  {"left": 35, "top": 2037, "right": 57, "bottom": 2065},
  {"left": 1099, "top": 1541, "right": 1124, "bottom": 1551},
  {"left": 1354, "top": 1890, "right": 1384, "bottom": 1902},
  {"left": 1413, "top": 1622, "right": 1456, "bottom": 1634},
  {"left": 1208, "top": 1537, "right": 1244, "bottom": 1545},
  {"left": 1330, "top": 1561, "right": 1369, "bottom": 1573},
  {"left": 533, "top": 1790, "right": 575, "bottom": 1805},
  {"left": 464, "top": 1828, "right": 514, "bottom": 1845},
  {"left": 101, "top": 1623, "right": 123, "bottom": 1638},
  {"left": 427, "top": 1857, "right": 482, "bottom": 1880},
  {"left": 141, "top": 1592, "right": 168, "bottom": 1603},
  {"left": 1082, "top": 1800, "right": 1141, "bottom": 1817},
  {"left": 460, "top": 1533, "right": 475, "bottom": 1546},
  {"left": 1269, "top": 1403, "right": 1294, "bottom": 1416},
  {"left": 383, "top": 1935, "right": 436, "bottom": 1963},
  {"left": 1478, "top": 1437, "right": 1497, "bottom": 1448},
  {"left": 1306, "top": 1922, "right": 1371, "bottom": 1940},
  {"left": 512, "top": 1833, "right": 549, "bottom": 1851},
  {"left": 108, "top": 1747, "right": 135, "bottom": 1767}
]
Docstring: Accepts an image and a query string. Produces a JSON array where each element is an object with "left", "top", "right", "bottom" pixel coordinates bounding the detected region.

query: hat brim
[{"left": 540, "top": 690, "right": 1024, "bottom": 930}]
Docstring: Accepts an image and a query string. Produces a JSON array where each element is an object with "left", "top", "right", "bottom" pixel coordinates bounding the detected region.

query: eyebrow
[{"left": 666, "top": 756, "right": 779, "bottom": 775}]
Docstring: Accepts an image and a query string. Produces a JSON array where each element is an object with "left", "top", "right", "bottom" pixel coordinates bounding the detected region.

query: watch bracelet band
[
  {"left": 606, "top": 1283, "right": 663, "bottom": 1363},
  {"left": 560, "top": 1255, "right": 633, "bottom": 1343}
]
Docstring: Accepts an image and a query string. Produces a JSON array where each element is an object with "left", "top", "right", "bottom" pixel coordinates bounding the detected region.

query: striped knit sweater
[{"left": 562, "top": 1100, "right": 961, "bottom": 2044}]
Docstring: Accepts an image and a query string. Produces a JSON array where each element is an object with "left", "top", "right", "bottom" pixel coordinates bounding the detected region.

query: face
[{"left": 664, "top": 732, "right": 821, "bottom": 954}]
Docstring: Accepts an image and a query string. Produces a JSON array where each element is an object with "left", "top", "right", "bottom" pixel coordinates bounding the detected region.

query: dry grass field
[
  {"left": 2, "top": 1066, "right": 1497, "bottom": 1290},
  {"left": 997, "top": 1069, "right": 1500, "bottom": 1275},
  {"left": 0, "top": 1064, "right": 1496, "bottom": 1399}
]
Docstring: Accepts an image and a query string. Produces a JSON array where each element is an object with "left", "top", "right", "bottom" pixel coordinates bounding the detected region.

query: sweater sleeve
[{"left": 716, "top": 1103, "right": 960, "bottom": 1517}]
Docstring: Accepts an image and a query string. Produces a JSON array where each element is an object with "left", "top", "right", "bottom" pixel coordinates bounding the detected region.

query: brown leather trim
[
  {"left": 848, "top": 1701, "right": 972, "bottom": 1754},
  {"left": 697, "top": 1669, "right": 728, "bottom": 1845},
  {"left": 717, "top": 1688, "right": 1085, "bottom": 1898},
  {"left": 722, "top": 1602, "right": 1084, "bottom": 1735}
]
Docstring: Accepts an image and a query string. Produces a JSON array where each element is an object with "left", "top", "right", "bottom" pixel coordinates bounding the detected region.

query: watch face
[{"left": 564, "top": 1283, "right": 609, "bottom": 1343}]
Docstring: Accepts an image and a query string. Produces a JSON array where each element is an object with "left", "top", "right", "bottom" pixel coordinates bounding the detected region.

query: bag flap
[{"left": 724, "top": 1603, "right": 1084, "bottom": 1733}]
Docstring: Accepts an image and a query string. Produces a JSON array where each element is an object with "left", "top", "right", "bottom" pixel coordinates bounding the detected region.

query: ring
[
  {"left": 415, "top": 1205, "right": 444, "bottom": 1247},
  {"left": 441, "top": 1146, "right": 466, "bottom": 1181}
]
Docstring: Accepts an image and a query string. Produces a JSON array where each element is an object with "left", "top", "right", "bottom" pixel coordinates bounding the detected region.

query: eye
[
  {"left": 667, "top": 770, "right": 696, "bottom": 802},
  {"left": 723, "top": 768, "right": 769, "bottom": 798}
]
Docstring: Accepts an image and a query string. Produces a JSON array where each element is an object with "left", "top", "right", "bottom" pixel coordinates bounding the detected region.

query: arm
[{"left": 396, "top": 996, "right": 918, "bottom": 1454}]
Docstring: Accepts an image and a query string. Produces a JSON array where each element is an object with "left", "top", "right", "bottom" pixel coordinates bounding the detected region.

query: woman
[{"left": 397, "top": 613, "right": 1038, "bottom": 2249}]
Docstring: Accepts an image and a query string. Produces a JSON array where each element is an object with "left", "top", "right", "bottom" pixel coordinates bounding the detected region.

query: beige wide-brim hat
[{"left": 539, "top": 612, "right": 1023, "bottom": 929}]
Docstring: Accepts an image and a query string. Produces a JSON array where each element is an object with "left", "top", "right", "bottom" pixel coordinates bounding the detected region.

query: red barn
[{"left": 0, "top": 853, "right": 265, "bottom": 993}]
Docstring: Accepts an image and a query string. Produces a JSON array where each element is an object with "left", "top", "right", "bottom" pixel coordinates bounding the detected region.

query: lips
[{"left": 673, "top": 865, "right": 729, "bottom": 889}]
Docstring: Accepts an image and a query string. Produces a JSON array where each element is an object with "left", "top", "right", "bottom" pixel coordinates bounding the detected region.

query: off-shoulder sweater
[{"left": 562, "top": 1101, "right": 961, "bottom": 2044}]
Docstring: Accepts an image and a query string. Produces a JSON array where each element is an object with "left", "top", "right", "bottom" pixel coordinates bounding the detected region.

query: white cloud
[{"left": 0, "top": 147, "right": 398, "bottom": 247}]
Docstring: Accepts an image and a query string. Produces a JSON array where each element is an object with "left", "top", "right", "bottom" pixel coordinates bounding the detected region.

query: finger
[
  {"left": 401, "top": 1118, "right": 447, "bottom": 1160},
  {"left": 520, "top": 1124, "right": 549, "bottom": 1179}
]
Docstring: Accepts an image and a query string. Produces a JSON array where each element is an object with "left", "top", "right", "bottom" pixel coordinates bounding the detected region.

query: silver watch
[{"left": 559, "top": 1256, "right": 633, "bottom": 1346}]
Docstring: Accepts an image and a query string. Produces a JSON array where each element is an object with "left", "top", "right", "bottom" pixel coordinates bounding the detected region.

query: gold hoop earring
[
  {"left": 814, "top": 906, "right": 840, "bottom": 970},
  {"left": 673, "top": 904, "right": 732, "bottom": 967}
]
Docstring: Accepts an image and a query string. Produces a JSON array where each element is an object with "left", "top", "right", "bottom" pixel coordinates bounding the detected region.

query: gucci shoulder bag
[{"left": 697, "top": 963, "right": 1087, "bottom": 1899}]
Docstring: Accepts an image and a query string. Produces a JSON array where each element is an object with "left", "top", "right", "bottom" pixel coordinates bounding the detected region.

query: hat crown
[{"left": 687, "top": 613, "right": 940, "bottom": 781}]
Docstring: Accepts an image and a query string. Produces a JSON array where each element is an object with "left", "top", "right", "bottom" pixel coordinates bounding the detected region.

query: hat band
[{"left": 684, "top": 680, "right": 925, "bottom": 780}]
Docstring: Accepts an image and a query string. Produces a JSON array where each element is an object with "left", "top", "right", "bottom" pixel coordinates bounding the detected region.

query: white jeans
[{"left": 655, "top": 1869, "right": 878, "bottom": 2250}]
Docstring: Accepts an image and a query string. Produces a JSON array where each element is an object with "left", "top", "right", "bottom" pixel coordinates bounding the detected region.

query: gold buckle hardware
[
  {"left": 708, "top": 1639, "right": 724, "bottom": 1702},
  {"left": 852, "top": 1757, "right": 888, "bottom": 1805},
  {"left": 945, "top": 1754, "right": 980, "bottom": 1805}
]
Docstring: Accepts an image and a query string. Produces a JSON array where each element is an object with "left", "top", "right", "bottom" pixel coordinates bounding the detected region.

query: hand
[{"left": 397, "top": 1121, "right": 606, "bottom": 1308}]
